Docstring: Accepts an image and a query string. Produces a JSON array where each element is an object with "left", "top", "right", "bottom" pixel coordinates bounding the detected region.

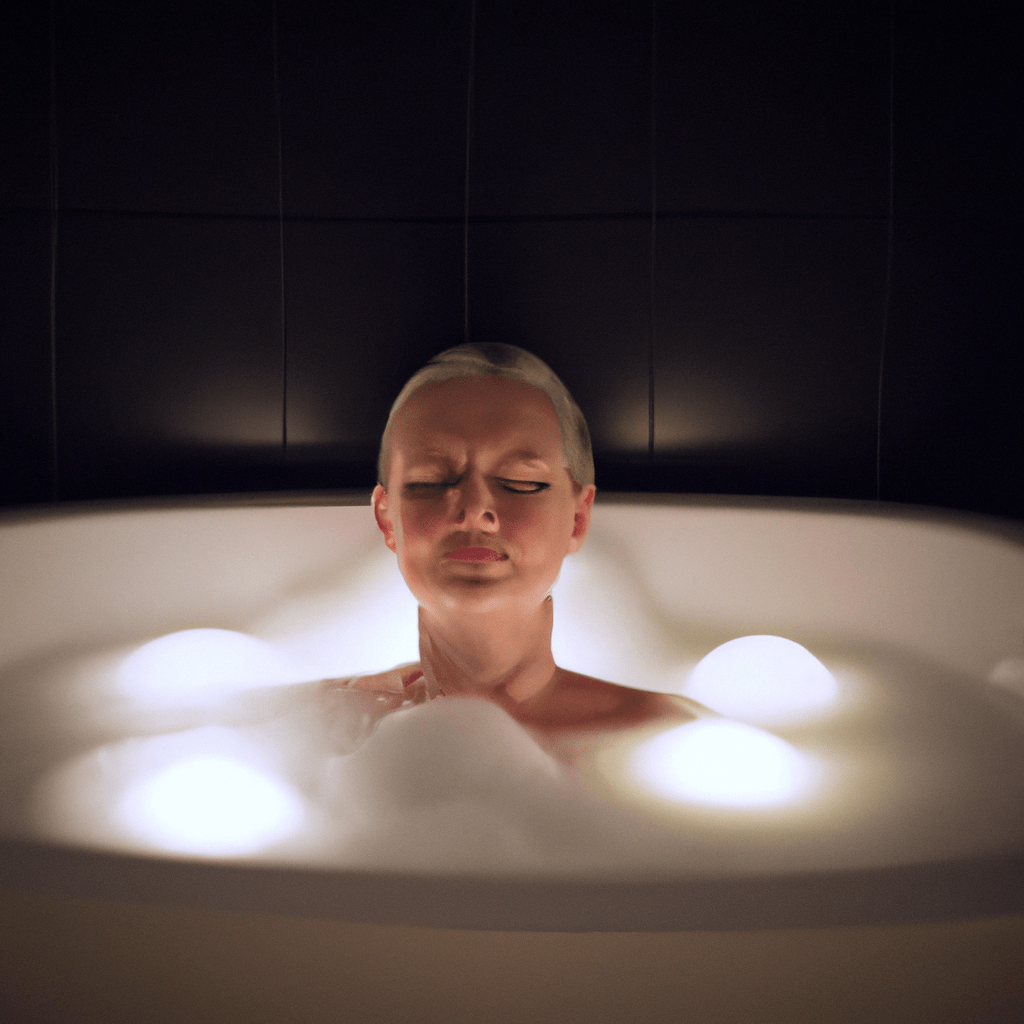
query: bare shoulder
[{"left": 515, "top": 669, "right": 699, "bottom": 732}]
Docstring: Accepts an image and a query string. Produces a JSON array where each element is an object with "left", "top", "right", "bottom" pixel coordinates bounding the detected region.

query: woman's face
[{"left": 373, "top": 376, "right": 596, "bottom": 618}]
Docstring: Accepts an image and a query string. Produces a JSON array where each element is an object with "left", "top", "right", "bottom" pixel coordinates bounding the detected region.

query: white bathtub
[{"left": 2, "top": 492, "right": 1023, "bottom": 1022}]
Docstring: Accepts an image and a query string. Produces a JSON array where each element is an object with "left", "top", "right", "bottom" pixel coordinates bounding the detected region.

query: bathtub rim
[{"left": 1, "top": 835, "right": 1023, "bottom": 933}]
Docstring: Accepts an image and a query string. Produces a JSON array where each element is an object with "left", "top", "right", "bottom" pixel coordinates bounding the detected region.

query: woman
[{"left": 323, "top": 344, "right": 698, "bottom": 763}]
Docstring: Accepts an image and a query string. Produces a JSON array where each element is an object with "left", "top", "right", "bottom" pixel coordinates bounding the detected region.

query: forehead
[{"left": 390, "top": 376, "right": 563, "bottom": 456}]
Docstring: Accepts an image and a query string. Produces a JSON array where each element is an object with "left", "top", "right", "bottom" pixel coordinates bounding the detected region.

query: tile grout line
[
  {"left": 48, "top": 0, "right": 60, "bottom": 501},
  {"left": 272, "top": 0, "right": 288, "bottom": 456},
  {"left": 462, "top": 0, "right": 478, "bottom": 346},
  {"left": 649, "top": 0, "right": 658, "bottom": 460},
  {"left": 876, "top": 0, "right": 896, "bottom": 502}
]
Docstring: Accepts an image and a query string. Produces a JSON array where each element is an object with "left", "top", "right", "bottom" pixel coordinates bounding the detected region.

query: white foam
[{"left": 319, "top": 696, "right": 673, "bottom": 873}]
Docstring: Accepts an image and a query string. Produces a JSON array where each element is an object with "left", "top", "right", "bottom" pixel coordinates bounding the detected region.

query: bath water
[{"left": 3, "top": 631, "right": 1024, "bottom": 878}]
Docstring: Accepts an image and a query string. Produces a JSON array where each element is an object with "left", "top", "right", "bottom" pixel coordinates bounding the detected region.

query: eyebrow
[{"left": 405, "top": 449, "right": 553, "bottom": 470}]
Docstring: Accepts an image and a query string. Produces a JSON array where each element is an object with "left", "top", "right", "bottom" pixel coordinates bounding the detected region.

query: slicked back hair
[{"left": 377, "top": 343, "right": 595, "bottom": 492}]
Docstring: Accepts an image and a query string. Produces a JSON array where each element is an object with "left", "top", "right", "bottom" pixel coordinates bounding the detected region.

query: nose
[{"left": 453, "top": 472, "right": 498, "bottom": 528}]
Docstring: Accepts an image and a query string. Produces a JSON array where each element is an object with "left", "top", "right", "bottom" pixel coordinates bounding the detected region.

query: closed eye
[
  {"left": 404, "top": 479, "right": 549, "bottom": 494},
  {"left": 500, "top": 480, "right": 549, "bottom": 494}
]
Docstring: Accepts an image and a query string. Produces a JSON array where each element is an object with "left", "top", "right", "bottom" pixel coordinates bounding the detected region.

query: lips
[{"left": 445, "top": 547, "right": 506, "bottom": 562}]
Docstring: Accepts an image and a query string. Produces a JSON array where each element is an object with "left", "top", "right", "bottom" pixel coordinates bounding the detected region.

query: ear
[
  {"left": 567, "top": 484, "right": 596, "bottom": 554},
  {"left": 372, "top": 484, "right": 397, "bottom": 553}
]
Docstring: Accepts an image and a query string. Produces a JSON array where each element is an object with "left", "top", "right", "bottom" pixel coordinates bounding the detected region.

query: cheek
[
  {"left": 498, "top": 501, "right": 548, "bottom": 539},
  {"left": 508, "top": 503, "right": 575, "bottom": 560},
  {"left": 399, "top": 504, "right": 447, "bottom": 543}
]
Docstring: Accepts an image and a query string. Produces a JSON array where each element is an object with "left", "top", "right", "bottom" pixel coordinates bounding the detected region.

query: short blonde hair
[{"left": 377, "top": 344, "right": 595, "bottom": 490}]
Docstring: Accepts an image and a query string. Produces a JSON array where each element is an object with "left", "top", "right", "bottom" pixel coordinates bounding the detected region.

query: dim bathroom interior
[{"left": 1, "top": 1, "right": 1023, "bottom": 1022}]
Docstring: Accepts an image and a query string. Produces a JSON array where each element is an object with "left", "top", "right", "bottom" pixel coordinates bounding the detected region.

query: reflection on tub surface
[
  {"left": 120, "top": 750, "right": 305, "bottom": 856},
  {"left": 629, "top": 719, "right": 818, "bottom": 807}
]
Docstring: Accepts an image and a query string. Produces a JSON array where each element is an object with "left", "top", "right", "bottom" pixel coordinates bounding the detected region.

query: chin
[
  {"left": 424, "top": 582, "right": 546, "bottom": 618},
  {"left": 434, "top": 590, "right": 521, "bottom": 616}
]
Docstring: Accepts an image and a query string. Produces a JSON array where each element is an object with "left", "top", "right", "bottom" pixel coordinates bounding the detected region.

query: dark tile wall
[
  {"left": 656, "top": 3, "right": 890, "bottom": 217},
  {"left": 279, "top": 2, "right": 468, "bottom": 220},
  {"left": 57, "top": 0, "right": 280, "bottom": 218},
  {"left": 882, "top": 2, "right": 1023, "bottom": 521},
  {"left": 468, "top": 219, "right": 652, "bottom": 460},
  {"left": 55, "top": 212, "right": 284, "bottom": 497},
  {"left": 1, "top": 0, "right": 1021, "bottom": 520},
  {"left": 284, "top": 219, "right": 465, "bottom": 465},
  {"left": 1, "top": 1, "right": 51, "bottom": 505},
  {"left": 653, "top": 217, "right": 888, "bottom": 499},
  {"left": 470, "top": 1, "right": 651, "bottom": 219},
  {"left": 0, "top": 209, "right": 52, "bottom": 503}
]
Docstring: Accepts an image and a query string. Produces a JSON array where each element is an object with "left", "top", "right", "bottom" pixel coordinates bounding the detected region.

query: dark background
[{"left": 1, "top": 1, "right": 1021, "bottom": 519}]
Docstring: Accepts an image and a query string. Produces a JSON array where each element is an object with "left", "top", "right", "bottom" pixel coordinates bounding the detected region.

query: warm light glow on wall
[
  {"left": 161, "top": 392, "right": 282, "bottom": 447},
  {"left": 654, "top": 374, "right": 769, "bottom": 450}
]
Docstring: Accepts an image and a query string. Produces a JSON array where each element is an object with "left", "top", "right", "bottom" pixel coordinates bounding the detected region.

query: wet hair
[{"left": 377, "top": 343, "right": 595, "bottom": 491}]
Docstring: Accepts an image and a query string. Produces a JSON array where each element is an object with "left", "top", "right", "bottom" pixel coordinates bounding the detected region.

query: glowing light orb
[
  {"left": 682, "top": 635, "right": 839, "bottom": 726},
  {"left": 630, "top": 719, "right": 815, "bottom": 808},
  {"left": 121, "top": 628, "right": 313, "bottom": 706},
  {"left": 119, "top": 753, "right": 304, "bottom": 856}
]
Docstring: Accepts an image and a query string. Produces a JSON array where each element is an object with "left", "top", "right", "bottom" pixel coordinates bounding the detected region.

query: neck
[{"left": 417, "top": 597, "right": 558, "bottom": 704}]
